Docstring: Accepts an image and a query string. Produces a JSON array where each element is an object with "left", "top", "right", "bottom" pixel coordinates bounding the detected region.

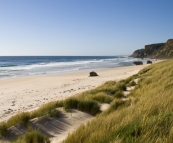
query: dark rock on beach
[
  {"left": 133, "top": 61, "right": 143, "bottom": 65},
  {"left": 89, "top": 71, "right": 98, "bottom": 77},
  {"left": 147, "top": 60, "right": 152, "bottom": 64}
]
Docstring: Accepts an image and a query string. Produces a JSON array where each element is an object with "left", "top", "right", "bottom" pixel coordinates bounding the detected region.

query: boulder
[
  {"left": 133, "top": 61, "right": 143, "bottom": 65},
  {"left": 147, "top": 60, "right": 152, "bottom": 64},
  {"left": 89, "top": 71, "right": 98, "bottom": 77}
]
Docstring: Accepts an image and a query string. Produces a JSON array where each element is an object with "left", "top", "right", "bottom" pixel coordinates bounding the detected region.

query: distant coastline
[{"left": 130, "top": 39, "right": 173, "bottom": 59}]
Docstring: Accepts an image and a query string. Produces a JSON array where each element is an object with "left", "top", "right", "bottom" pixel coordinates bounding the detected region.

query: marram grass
[
  {"left": 63, "top": 59, "right": 173, "bottom": 143},
  {"left": 13, "top": 130, "right": 50, "bottom": 143}
]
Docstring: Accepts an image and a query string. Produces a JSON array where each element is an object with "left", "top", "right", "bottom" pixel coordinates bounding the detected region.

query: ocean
[{"left": 0, "top": 56, "right": 150, "bottom": 79}]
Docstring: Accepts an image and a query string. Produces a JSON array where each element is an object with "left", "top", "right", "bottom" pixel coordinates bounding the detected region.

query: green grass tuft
[
  {"left": 64, "top": 98, "right": 100, "bottom": 115},
  {"left": 13, "top": 130, "right": 50, "bottom": 143},
  {"left": 114, "top": 91, "right": 124, "bottom": 98},
  {"left": 31, "top": 101, "right": 62, "bottom": 118},
  {"left": 91, "top": 92, "right": 113, "bottom": 103},
  {"left": 0, "top": 122, "right": 7, "bottom": 136},
  {"left": 127, "top": 80, "right": 136, "bottom": 87},
  {"left": 6, "top": 112, "right": 30, "bottom": 128}
]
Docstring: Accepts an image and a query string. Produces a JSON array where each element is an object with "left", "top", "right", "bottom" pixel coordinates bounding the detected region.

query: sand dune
[{"left": 6, "top": 109, "right": 93, "bottom": 143}]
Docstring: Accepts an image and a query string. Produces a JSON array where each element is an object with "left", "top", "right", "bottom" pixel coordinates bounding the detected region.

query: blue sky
[{"left": 0, "top": 0, "right": 173, "bottom": 56}]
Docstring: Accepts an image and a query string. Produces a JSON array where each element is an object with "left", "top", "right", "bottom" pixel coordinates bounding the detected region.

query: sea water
[{"left": 0, "top": 56, "right": 150, "bottom": 79}]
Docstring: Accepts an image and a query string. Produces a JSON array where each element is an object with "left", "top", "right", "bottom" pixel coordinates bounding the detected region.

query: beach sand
[{"left": 0, "top": 64, "right": 151, "bottom": 122}]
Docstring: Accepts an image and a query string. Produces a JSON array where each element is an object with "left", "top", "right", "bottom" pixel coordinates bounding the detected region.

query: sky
[{"left": 0, "top": 0, "right": 173, "bottom": 56}]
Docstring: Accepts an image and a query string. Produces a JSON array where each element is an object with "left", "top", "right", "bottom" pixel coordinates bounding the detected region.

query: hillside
[
  {"left": 131, "top": 39, "right": 173, "bottom": 59},
  {"left": 63, "top": 59, "right": 173, "bottom": 143}
]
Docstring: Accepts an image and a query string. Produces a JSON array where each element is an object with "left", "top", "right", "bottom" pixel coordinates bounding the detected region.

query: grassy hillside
[{"left": 63, "top": 59, "right": 173, "bottom": 143}]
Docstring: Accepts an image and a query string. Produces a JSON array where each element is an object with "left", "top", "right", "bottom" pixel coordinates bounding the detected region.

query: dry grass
[
  {"left": 13, "top": 130, "right": 50, "bottom": 143},
  {"left": 63, "top": 59, "right": 173, "bottom": 143}
]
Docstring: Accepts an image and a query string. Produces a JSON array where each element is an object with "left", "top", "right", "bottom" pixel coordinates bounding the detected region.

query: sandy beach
[{"left": 0, "top": 64, "right": 150, "bottom": 122}]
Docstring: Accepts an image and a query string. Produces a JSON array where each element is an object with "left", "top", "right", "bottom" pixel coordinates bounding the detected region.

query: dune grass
[
  {"left": 6, "top": 112, "right": 30, "bottom": 128},
  {"left": 30, "top": 101, "right": 63, "bottom": 118},
  {"left": 64, "top": 98, "right": 101, "bottom": 115},
  {"left": 0, "top": 101, "right": 63, "bottom": 137},
  {"left": 4, "top": 101, "right": 63, "bottom": 129},
  {"left": 0, "top": 122, "right": 7, "bottom": 136},
  {"left": 127, "top": 80, "right": 136, "bottom": 87},
  {"left": 91, "top": 92, "right": 113, "bottom": 103},
  {"left": 114, "top": 91, "right": 124, "bottom": 98},
  {"left": 63, "top": 59, "right": 173, "bottom": 143},
  {"left": 13, "top": 130, "right": 50, "bottom": 143}
]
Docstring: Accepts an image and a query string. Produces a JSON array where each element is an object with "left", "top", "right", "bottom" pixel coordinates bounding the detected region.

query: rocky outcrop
[
  {"left": 147, "top": 60, "right": 152, "bottom": 64},
  {"left": 131, "top": 43, "right": 165, "bottom": 58},
  {"left": 131, "top": 39, "right": 173, "bottom": 59},
  {"left": 155, "top": 39, "right": 173, "bottom": 58},
  {"left": 133, "top": 61, "right": 143, "bottom": 65},
  {"left": 89, "top": 71, "right": 98, "bottom": 77}
]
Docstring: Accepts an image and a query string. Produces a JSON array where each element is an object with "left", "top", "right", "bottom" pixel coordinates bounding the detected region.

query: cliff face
[
  {"left": 131, "top": 39, "right": 173, "bottom": 59},
  {"left": 155, "top": 39, "right": 173, "bottom": 58}
]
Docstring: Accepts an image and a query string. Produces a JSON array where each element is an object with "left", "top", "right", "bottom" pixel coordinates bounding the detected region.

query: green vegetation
[
  {"left": 3, "top": 101, "right": 63, "bottom": 130},
  {"left": 7, "top": 112, "right": 30, "bottom": 128},
  {"left": 64, "top": 98, "right": 100, "bottom": 115},
  {"left": 63, "top": 59, "right": 173, "bottom": 143},
  {"left": 0, "top": 122, "right": 7, "bottom": 136},
  {"left": 91, "top": 92, "right": 112, "bottom": 103},
  {"left": 13, "top": 130, "right": 50, "bottom": 143},
  {"left": 127, "top": 80, "right": 136, "bottom": 87},
  {"left": 114, "top": 91, "right": 124, "bottom": 98},
  {"left": 30, "top": 101, "right": 63, "bottom": 118}
]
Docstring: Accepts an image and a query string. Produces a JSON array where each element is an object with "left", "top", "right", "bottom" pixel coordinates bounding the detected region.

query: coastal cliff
[{"left": 131, "top": 39, "right": 173, "bottom": 59}]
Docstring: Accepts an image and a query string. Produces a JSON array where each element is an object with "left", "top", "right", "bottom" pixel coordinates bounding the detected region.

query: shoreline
[
  {"left": 0, "top": 61, "right": 161, "bottom": 122},
  {"left": 0, "top": 56, "right": 153, "bottom": 81}
]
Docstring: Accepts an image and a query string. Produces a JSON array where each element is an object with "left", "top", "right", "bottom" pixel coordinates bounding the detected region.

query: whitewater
[{"left": 0, "top": 56, "right": 150, "bottom": 79}]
